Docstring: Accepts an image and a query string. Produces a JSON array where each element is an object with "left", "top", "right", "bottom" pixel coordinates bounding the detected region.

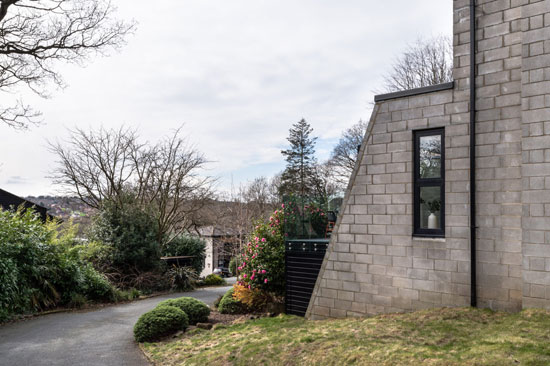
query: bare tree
[
  {"left": 212, "top": 176, "right": 280, "bottom": 267},
  {"left": 140, "top": 130, "right": 215, "bottom": 243},
  {"left": 243, "top": 176, "right": 279, "bottom": 219},
  {"left": 217, "top": 187, "right": 252, "bottom": 266},
  {"left": 49, "top": 126, "right": 215, "bottom": 244},
  {"left": 50, "top": 126, "right": 138, "bottom": 208},
  {"left": 327, "top": 119, "right": 368, "bottom": 188},
  {"left": 383, "top": 35, "right": 453, "bottom": 92},
  {"left": 224, "top": 177, "right": 278, "bottom": 233},
  {"left": 0, "top": 0, "right": 134, "bottom": 129},
  {"left": 311, "top": 161, "right": 341, "bottom": 200},
  {"left": 268, "top": 173, "right": 283, "bottom": 204}
]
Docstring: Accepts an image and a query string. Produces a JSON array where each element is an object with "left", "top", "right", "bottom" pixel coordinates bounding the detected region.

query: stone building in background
[
  {"left": 198, "top": 226, "right": 239, "bottom": 277},
  {"left": 308, "top": 0, "right": 550, "bottom": 319}
]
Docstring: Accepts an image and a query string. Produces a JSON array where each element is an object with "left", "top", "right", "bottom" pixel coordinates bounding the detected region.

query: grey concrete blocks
[{"left": 306, "top": 0, "right": 550, "bottom": 320}]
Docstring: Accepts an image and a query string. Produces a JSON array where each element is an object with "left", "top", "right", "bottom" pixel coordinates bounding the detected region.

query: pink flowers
[{"left": 234, "top": 207, "right": 284, "bottom": 295}]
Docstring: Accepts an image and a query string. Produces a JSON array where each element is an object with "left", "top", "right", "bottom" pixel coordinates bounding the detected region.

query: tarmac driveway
[{"left": 0, "top": 282, "right": 234, "bottom": 366}]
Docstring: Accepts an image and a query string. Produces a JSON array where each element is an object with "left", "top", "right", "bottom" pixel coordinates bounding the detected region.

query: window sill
[{"left": 412, "top": 236, "right": 446, "bottom": 243}]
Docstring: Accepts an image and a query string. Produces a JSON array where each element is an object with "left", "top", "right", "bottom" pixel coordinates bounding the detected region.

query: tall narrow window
[{"left": 414, "top": 128, "right": 445, "bottom": 237}]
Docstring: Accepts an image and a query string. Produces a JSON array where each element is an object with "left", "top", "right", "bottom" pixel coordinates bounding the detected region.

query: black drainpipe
[{"left": 469, "top": 0, "right": 477, "bottom": 308}]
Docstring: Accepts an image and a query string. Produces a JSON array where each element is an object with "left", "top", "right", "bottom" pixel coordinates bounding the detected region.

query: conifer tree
[{"left": 279, "top": 119, "right": 318, "bottom": 198}]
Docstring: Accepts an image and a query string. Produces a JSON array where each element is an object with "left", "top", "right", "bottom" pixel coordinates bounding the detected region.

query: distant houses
[{"left": 0, "top": 188, "right": 52, "bottom": 222}]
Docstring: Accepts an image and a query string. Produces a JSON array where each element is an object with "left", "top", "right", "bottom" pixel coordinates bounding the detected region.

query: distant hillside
[
  {"left": 23, "top": 195, "right": 275, "bottom": 237},
  {"left": 25, "top": 195, "right": 95, "bottom": 226}
]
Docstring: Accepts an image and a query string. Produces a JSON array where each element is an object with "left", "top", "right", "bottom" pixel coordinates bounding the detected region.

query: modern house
[
  {"left": 307, "top": 0, "right": 550, "bottom": 319},
  {"left": 0, "top": 188, "right": 51, "bottom": 222}
]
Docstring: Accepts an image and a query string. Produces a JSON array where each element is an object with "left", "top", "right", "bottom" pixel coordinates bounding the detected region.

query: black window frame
[{"left": 413, "top": 128, "right": 445, "bottom": 238}]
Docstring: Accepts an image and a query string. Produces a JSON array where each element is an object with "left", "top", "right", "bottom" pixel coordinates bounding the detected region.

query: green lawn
[{"left": 141, "top": 307, "right": 550, "bottom": 366}]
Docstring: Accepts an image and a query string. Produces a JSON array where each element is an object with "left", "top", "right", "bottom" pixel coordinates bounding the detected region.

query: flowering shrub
[
  {"left": 233, "top": 284, "right": 269, "bottom": 308},
  {"left": 218, "top": 288, "right": 247, "bottom": 314},
  {"left": 236, "top": 207, "right": 285, "bottom": 297}
]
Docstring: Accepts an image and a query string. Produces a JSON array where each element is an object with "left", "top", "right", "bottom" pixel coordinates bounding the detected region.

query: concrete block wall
[
  {"left": 307, "top": 0, "right": 550, "bottom": 319},
  {"left": 308, "top": 88, "right": 475, "bottom": 319},
  {"left": 473, "top": 0, "right": 524, "bottom": 311},
  {"left": 520, "top": 0, "right": 550, "bottom": 309}
]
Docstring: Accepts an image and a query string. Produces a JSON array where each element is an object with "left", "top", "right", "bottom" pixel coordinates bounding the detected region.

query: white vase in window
[{"left": 428, "top": 213, "right": 438, "bottom": 229}]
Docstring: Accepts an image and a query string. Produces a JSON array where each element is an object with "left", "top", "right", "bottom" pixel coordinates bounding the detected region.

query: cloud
[
  {"left": 5, "top": 176, "right": 29, "bottom": 185},
  {"left": 0, "top": 0, "right": 453, "bottom": 196}
]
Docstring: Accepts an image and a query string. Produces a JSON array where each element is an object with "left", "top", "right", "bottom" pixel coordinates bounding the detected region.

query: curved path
[{"left": 0, "top": 282, "right": 233, "bottom": 366}]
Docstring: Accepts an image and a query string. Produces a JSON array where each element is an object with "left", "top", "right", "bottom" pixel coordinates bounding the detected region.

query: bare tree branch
[
  {"left": 383, "top": 35, "right": 453, "bottom": 93},
  {"left": 327, "top": 119, "right": 368, "bottom": 189},
  {"left": 212, "top": 176, "right": 280, "bottom": 266},
  {"left": 0, "top": 0, "right": 135, "bottom": 128},
  {"left": 49, "top": 126, "right": 215, "bottom": 246},
  {"left": 0, "top": 0, "right": 19, "bottom": 23}
]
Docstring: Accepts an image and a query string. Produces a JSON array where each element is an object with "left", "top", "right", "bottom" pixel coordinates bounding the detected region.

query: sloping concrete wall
[{"left": 306, "top": 0, "right": 550, "bottom": 319}]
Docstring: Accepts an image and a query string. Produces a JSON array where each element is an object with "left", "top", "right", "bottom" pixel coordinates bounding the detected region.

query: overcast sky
[{"left": 1, "top": 1, "right": 452, "bottom": 197}]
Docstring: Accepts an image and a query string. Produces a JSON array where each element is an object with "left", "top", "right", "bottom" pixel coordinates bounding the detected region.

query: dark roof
[{"left": 0, "top": 188, "right": 51, "bottom": 222}]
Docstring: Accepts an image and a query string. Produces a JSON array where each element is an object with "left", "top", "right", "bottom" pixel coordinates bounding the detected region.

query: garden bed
[{"left": 141, "top": 307, "right": 550, "bottom": 366}]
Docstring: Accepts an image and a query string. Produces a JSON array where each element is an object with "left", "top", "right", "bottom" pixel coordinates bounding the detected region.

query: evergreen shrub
[
  {"left": 218, "top": 288, "right": 247, "bottom": 314},
  {"left": 203, "top": 274, "right": 226, "bottom": 286},
  {"left": 133, "top": 305, "right": 189, "bottom": 342},
  {"left": 157, "top": 297, "right": 210, "bottom": 325}
]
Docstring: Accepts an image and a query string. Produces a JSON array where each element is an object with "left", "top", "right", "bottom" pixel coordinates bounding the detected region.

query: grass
[{"left": 141, "top": 307, "right": 550, "bottom": 366}]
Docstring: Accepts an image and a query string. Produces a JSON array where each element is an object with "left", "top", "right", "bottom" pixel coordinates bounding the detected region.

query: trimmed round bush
[
  {"left": 203, "top": 274, "right": 226, "bottom": 286},
  {"left": 133, "top": 305, "right": 189, "bottom": 342},
  {"left": 157, "top": 297, "right": 210, "bottom": 325},
  {"left": 218, "top": 288, "right": 247, "bottom": 314}
]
